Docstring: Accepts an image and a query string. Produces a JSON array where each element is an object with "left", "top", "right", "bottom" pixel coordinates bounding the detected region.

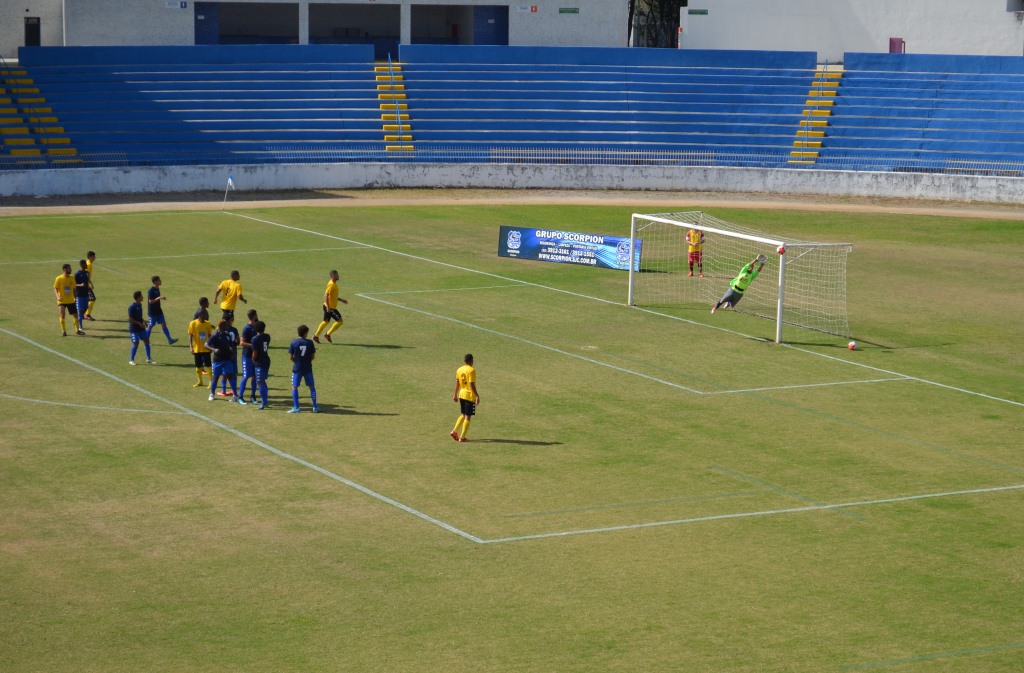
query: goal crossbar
[{"left": 627, "top": 212, "right": 853, "bottom": 343}]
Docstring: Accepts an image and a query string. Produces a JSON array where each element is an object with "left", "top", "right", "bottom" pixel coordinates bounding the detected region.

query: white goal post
[{"left": 627, "top": 212, "right": 853, "bottom": 343}]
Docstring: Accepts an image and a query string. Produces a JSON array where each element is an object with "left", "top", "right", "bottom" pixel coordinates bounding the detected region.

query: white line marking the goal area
[
  {"left": 0, "top": 327, "right": 484, "bottom": 545},
  {"left": 226, "top": 210, "right": 1021, "bottom": 408},
  {"left": 359, "top": 292, "right": 908, "bottom": 397},
  {"left": 5, "top": 328, "right": 1022, "bottom": 546}
]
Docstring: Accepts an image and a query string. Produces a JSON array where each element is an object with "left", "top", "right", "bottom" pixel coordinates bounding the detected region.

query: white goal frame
[{"left": 627, "top": 212, "right": 853, "bottom": 344}]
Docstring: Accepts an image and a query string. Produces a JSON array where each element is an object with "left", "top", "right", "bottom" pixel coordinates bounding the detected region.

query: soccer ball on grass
[{"left": 848, "top": 341, "right": 857, "bottom": 351}]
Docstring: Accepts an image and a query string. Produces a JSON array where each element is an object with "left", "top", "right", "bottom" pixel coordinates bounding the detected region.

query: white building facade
[
  {"left": 1, "top": 0, "right": 628, "bottom": 59},
  {"left": 3, "top": 0, "right": 1024, "bottom": 62}
]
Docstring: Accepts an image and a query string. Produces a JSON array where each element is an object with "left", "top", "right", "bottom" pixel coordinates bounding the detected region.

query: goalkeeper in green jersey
[{"left": 711, "top": 255, "right": 766, "bottom": 314}]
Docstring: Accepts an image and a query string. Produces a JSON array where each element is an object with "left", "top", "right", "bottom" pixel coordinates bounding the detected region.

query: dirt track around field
[{"left": 2, "top": 188, "right": 1023, "bottom": 220}]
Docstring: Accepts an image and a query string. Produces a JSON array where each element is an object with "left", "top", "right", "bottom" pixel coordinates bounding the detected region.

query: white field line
[
  {"left": 707, "top": 377, "right": 910, "bottom": 395},
  {"left": 783, "top": 343, "right": 1024, "bottom": 408},
  {"left": 5, "top": 327, "right": 1019, "bottom": 545},
  {"left": 0, "top": 392, "right": 189, "bottom": 415},
  {"left": 358, "top": 294, "right": 705, "bottom": 394},
  {"left": 480, "top": 484, "right": 1024, "bottom": 544},
  {"left": 226, "top": 211, "right": 625, "bottom": 307},
  {"left": 842, "top": 641, "right": 1024, "bottom": 671},
  {"left": 363, "top": 284, "right": 528, "bottom": 296},
  {"left": 0, "top": 327, "right": 483, "bottom": 545},
  {"left": 0, "top": 246, "right": 363, "bottom": 267},
  {"left": 226, "top": 211, "right": 1022, "bottom": 408}
]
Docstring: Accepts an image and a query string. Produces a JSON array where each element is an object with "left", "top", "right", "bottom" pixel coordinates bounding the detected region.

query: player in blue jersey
[
  {"left": 205, "top": 320, "right": 245, "bottom": 404},
  {"left": 146, "top": 276, "right": 179, "bottom": 345},
  {"left": 287, "top": 324, "right": 318, "bottom": 413},
  {"left": 128, "top": 291, "right": 153, "bottom": 365},
  {"left": 238, "top": 309, "right": 260, "bottom": 403},
  {"left": 251, "top": 320, "right": 271, "bottom": 410},
  {"left": 217, "top": 313, "right": 241, "bottom": 397},
  {"left": 73, "top": 259, "right": 91, "bottom": 335}
]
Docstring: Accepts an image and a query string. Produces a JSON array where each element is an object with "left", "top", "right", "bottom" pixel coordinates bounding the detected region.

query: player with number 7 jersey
[{"left": 288, "top": 324, "right": 318, "bottom": 413}]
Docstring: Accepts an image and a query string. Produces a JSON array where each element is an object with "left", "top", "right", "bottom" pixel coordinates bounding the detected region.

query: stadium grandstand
[{"left": 2, "top": 0, "right": 1023, "bottom": 201}]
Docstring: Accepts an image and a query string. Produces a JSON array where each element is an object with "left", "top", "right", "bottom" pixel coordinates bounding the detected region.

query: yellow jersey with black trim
[
  {"left": 324, "top": 279, "right": 339, "bottom": 309},
  {"left": 218, "top": 279, "right": 243, "bottom": 310},
  {"left": 456, "top": 364, "right": 477, "bottom": 401},
  {"left": 54, "top": 274, "right": 75, "bottom": 304},
  {"left": 188, "top": 319, "right": 215, "bottom": 353},
  {"left": 85, "top": 258, "right": 94, "bottom": 281}
]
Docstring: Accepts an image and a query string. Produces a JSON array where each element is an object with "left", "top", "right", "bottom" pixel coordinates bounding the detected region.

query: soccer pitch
[{"left": 1, "top": 201, "right": 1022, "bottom": 672}]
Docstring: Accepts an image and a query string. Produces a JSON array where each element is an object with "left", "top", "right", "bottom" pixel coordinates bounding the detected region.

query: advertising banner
[{"left": 497, "top": 226, "right": 641, "bottom": 271}]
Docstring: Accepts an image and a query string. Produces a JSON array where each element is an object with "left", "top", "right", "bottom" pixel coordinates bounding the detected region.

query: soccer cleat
[
  {"left": 129, "top": 360, "right": 136, "bottom": 366},
  {"left": 62, "top": 332, "right": 67, "bottom": 337},
  {"left": 84, "top": 315, "right": 95, "bottom": 321},
  {"left": 324, "top": 334, "right": 333, "bottom": 343},
  {"left": 311, "top": 406, "right": 320, "bottom": 413},
  {"left": 313, "top": 336, "right": 321, "bottom": 344},
  {"left": 458, "top": 437, "right": 469, "bottom": 443},
  {"left": 146, "top": 359, "right": 155, "bottom": 364},
  {"left": 193, "top": 382, "right": 205, "bottom": 388},
  {"left": 287, "top": 407, "right": 301, "bottom": 414},
  {"left": 233, "top": 396, "right": 247, "bottom": 405},
  {"left": 699, "top": 273, "right": 704, "bottom": 278},
  {"left": 256, "top": 404, "right": 268, "bottom": 410},
  {"left": 217, "top": 391, "right": 230, "bottom": 397},
  {"left": 208, "top": 394, "right": 215, "bottom": 401},
  {"left": 710, "top": 306, "right": 717, "bottom": 314},
  {"left": 688, "top": 271, "right": 693, "bottom": 277},
  {"left": 76, "top": 330, "right": 86, "bottom": 336},
  {"left": 450, "top": 430, "right": 459, "bottom": 441},
  {"left": 168, "top": 337, "right": 179, "bottom": 345},
  {"left": 250, "top": 397, "right": 258, "bottom": 404}
]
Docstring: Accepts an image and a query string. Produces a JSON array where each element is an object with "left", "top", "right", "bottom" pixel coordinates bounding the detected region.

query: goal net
[{"left": 627, "top": 212, "right": 853, "bottom": 342}]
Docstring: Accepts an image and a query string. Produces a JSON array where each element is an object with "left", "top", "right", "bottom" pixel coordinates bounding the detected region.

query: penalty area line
[
  {"left": 226, "top": 210, "right": 1020, "bottom": 408},
  {"left": 0, "top": 327, "right": 484, "bottom": 545},
  {"left": 706, "top": 376, "right": 910, "bottom": 395},
  {"left": 358, "top": 294, "right": 705, "bottom": 394},
  {"left": 0, "top": 392, "right": 189, "bottom": 415},
  {"left": 479, "top": 483, "right": 1024, "bottom": 544}
]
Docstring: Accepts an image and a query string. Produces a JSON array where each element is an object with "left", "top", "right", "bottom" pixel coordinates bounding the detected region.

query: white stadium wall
[
  {"left": 683, "top": 0, "right": 1024, "bottom": 63},
  {"left": 0, "top": 0, "right": 627, "bottom": 55},
  {"left": 4, "top": 163, "right": 1024, "bottom": 204},
  {"left": 0, "top": 0, "right": 63, "bottom": 56}
]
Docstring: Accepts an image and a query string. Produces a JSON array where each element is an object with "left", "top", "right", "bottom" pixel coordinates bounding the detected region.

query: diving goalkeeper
[{"left": 711, "top": 256, "right": 766, "bottom": 314}]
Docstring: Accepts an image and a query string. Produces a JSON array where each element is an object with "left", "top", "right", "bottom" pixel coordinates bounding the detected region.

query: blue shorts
[
  {"left": 255, "top": 365, "right": 270, "bottom": 383},
  {"left": 291, "top": 371, "right": 314, "bottom": 388},
  {"left": 148, "top": 314, "right": 166, "bottom": 327},
  {"left": 130, "top": 330, "right": 147, "bottom": 344},
  {"left": 241, "top": 356, "right": 254, "bottom": 378},
  {"left": 212, "top": 361, "right": 236, "bottom": 378},
  {"left": 75, "top": 296, "right": 89, "bottom": 314}
]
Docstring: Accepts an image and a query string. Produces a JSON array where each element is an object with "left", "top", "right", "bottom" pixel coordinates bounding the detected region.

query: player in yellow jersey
[
  {"left": 187, "top": 308, "right": 216, "bottom": 387},
  {"left": 213, "top": 270, "right": 247, "bottom": 321},
  {"left": 686, "top": 228, "right": 705, "bottom": 277},
  {"left": 451, "top": 353, "right": 480, "bottom": 443},
  {"left": 53, "top": 263, "right": 80, "bottom": 336},
  {"left": 83, "top": 251, "right": 97, "bottom": 320},
  {"left": 314, "top": 269, "right": 348, "bottom": 344}
]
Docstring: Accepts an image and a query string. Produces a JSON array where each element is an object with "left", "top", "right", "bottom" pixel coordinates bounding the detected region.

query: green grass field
[{"left": 1, "top": 201, "right": 1022, "bottom": 672}]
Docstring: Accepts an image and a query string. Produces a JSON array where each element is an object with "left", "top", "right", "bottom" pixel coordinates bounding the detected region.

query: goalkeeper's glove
[{"left": 756, "top": 254, "right": 768, "bottom": 263}]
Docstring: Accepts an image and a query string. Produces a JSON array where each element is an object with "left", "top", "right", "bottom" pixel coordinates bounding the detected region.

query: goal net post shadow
[{"left": 627, "top": 212, "right": 853, "bottom": 344}]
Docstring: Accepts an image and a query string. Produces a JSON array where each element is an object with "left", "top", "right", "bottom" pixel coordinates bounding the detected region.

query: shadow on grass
[{"left": 469, "top": 438, "right": 564, "bottom": 447}]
